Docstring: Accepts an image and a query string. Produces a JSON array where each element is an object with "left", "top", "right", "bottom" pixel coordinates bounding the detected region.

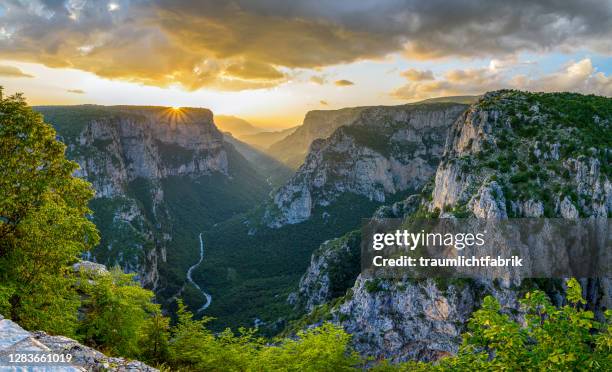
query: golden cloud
[
  {"left": 401, "top": 68, "right": 434, "bottom": 81},
  {"left": 310, "top": 75, "right": 326, "bottom": 85},
  {"left": 0, "top": 65, "right": 33, "bottom": 78},
  {"left": 0, "top": 1, "right": 609, "bottom": 92},
  {"left": 335, "top": 79, "right": 355, "bottom": 87},
  {"left": 392, "top": 58, "right": 612, "bottom": 100}
]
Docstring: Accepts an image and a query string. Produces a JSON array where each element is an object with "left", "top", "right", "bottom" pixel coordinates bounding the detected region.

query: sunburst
[{"left": 161, "top": 106, "right": 189, "bottom": 124}]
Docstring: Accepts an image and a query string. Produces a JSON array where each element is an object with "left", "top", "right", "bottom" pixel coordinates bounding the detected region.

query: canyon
[{"left": 32, "top": 90, "right": 611, "bottom": 363}]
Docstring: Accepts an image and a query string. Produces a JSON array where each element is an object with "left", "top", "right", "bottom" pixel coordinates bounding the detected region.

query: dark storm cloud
[{"left": 0, "top": 0, "right": 610, "bottom": 90}]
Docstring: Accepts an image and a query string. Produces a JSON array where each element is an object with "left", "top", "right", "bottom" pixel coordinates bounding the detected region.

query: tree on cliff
[{"left": 0, "top": 88, "right": 99, "bottom": 335}]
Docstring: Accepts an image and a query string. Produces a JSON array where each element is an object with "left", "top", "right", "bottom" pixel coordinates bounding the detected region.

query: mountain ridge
[
  {"left": 265, "top": 102, "right": 468, "bottom": 227},
  {"left": 289, "top": 90, "right": 612, "bottom": 363}
]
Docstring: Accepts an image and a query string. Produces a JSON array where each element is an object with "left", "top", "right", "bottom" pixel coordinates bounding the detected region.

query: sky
[{"left": 0, "top": 0, "right": 610, "bottom": 130}]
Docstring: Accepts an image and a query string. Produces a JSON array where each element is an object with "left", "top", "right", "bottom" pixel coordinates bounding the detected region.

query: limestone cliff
[
  {"left": 265, "top": 103, "right": 467, "bottom": 227},
  {"left": 292, "top": 90, "right": 611, "bottom": 363},
  {"left": 36, "top": 106, "right": 268, "bottom": 297}
]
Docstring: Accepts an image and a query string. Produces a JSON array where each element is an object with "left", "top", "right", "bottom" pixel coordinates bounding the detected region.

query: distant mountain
[
  {"left": 215, "top": 115, "right": 266, "bottom": 136},
  {"left": 223, "top": 133, "right": 294, "bottom": 186},
  {"left": 267, "top": 96, "right": 481, "bottom": 169},
  {"left": 268, "top": 107, "right": 370, "bottom": 168},
  {"left": 265, "top": 102, "right": 468, "bottom": 227},
  {"left": 238, "top": 126, "right": 298, "bottom": 150}
]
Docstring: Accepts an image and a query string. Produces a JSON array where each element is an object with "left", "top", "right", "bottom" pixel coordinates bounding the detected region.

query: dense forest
[{"left": 0, "top": 89, "right": 610, "bottom": 370}]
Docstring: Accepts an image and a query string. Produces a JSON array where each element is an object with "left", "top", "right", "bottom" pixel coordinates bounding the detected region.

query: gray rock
[
  {"left": 266, "top": 103, "right": 467, "bottom": 227},
  {"left": 0, "top": 316, "right": 157, "bottom": 371}
]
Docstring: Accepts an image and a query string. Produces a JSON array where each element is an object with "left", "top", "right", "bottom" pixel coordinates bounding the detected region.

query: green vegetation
[
  {"left": 155, "top": 140, "right": 196, "bottom": 167},
  {"left": 447, "top": 90, "right": 611, "bottom": 217},
  {"left": 324, "top": 231, "right": 362, "bottom": 300},
  {"left": 41, "top": 102, "right": 272, "bottom": 315},
  {"left": 89, "top": 196, "right": 153, "bottom": 274},
  {"left": 343, "top": 125, "right": 392, "bottom": 157},
  {"left": 0, "top": 88, "right": 369, "bottom": 369},
  {"left": 376, "top": 279, "right": 611, "bottom": 371},
  {"left": 200, "top": 191, "right": 411, "bottom": 333},
  {"left": 156, "top": 146, "right": 270, "bottom": 309},
  {"left": 78, "top": 267, "right": 162, "bottom": 358},
  {"left": 165, "top": 301, "right": 362, "bottom": 371},
  {"left": 33, "top": 105, "right": 144, "bottom": 140},
  {"left": 0, "top": 89, "right": 99, "bottom": 335}
]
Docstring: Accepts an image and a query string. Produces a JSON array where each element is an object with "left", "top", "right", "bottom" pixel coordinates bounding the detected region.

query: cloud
[
  {"left": 310, "top": 75, "right": 326, "bottom": 84},
  {"left": 401, "top": 68, "right": 434, "bottom": 81},
  {"left": 335, "top": 79, "right": 354, "bottom": 86},
  {"left": 320, "top": 100, "right": 329, "bottom": 105},
  {"left": 488, "top": 56, "right": 536, "bottom": 72},
  {"left": 0, "top": 65, "right": 33, "bottom": 78},
  {"left": 392, "top": 58, "right": 611, "bottom": 100},
  {"left": 224, "top": 61, "right": 285, "bottom": 80},
  {"left": 0, "top": 1, "right": 610, "bottom": 91},
  {"left": 511, "top": 59, "right": 612, "bottom": 96},
  {"left": 67, "top": 89, "right": 85, "bottom": 94}
]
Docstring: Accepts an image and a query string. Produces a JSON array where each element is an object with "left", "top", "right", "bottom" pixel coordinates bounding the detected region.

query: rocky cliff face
[
  {"left": 429, "top": 92, "right": 611, "bottom": 220},
  {"left": 293, "top": 231, "right": 362, "bottom": 312},
  {"left": 292, "top": 195, "right": 423, "bottom": 312},
  {"left": 36, "top": 106, "right": 264, "bottom": 294},
  {"left": 292, "top": 90, "right": 611, "bottom": 363},
  {"left": 72, "top": 107, "right": 227, "bottom": 198},
  {"left": 265, "top": 103, "right": 467, "bottom": 227},
  {"left": 67, "top": 107, "right": 227, "bottom": 290}
]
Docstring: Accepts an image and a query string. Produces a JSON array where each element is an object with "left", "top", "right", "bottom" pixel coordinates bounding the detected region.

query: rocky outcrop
[
  {"left": 429, "top": 92, "right": 611, "bottom": 219},
  {"left": 293, "top": 195, "right": 423, "bottom": 312},
  {"left": 294, "top": 90, "right": 611, "bottom": 363},
  {"left": 71, "top": 107, "right": 227, "bottom": 199},
  {"left": 265, "top": 103, "right": 467, "bottom": 227},
  {"left": 0, "top": 315, "right": 156, "bottom": 371},
  {"left": 294, "top": 231, "right": 361, "bottom": 312},
  {"left": 336, "top": 277, "right": 524, "bottom": 363}
]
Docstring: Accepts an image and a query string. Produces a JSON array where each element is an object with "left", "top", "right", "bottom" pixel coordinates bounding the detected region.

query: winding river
[{"left": 186, "top": 233, "right": 212, "bottom": 312}]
